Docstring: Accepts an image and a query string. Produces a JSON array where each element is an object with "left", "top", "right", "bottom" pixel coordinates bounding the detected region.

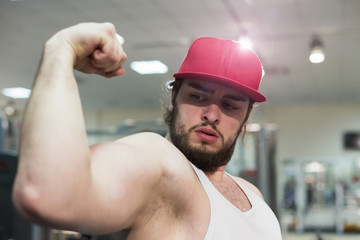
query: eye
[
  {"left": 190, "top": 94, "right": 206, "bottom": 102},
  {"left": 222, "top": 101, "right": 238, "bottom": 111}
]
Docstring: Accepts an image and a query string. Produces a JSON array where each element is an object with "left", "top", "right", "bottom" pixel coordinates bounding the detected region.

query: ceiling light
[
  {"left": 237, "top": 36, "right": 253, "bottom": 50},
  {"left": 2, "top": 87, "right": 31, "bottom": 98},
  {"left": 3, "top": 101, "right": 16, "bottom": 116},
  {"left": 304, "top": 161, "right": 326, "bottom": 173},
  {"left": 309, "top": 35, "right": 325, "bottom": 64},
  {"left": 130, "top": 60, "right": 168, "bottom": 75},
  {"left": 5, "top": 105, "right": 16, "bottom": 116}
]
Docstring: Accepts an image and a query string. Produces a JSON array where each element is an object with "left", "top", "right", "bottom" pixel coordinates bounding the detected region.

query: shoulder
[
  {"left": 90, "top": 132, "right": 171, "bottom": 161},
  {"left": 114, "top": 132, "right": 187, "bottom": 166},
  {"left": 233, "top": 176, "right": 264, "bottom": 200},
  {"left": 114, "top": 131, "right": 169, "bottom": 146},
  {"left": 91, "top": 132, "right": 178, "bottom": 160},
  {"left": 114, "top": 131, "right": 204, "bottom": 196},
  {"left": 115, "top": 132, "right": 208, "bottom": 221}
]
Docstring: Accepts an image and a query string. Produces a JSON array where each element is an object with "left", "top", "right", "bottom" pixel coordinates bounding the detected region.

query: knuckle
[{"left": 102, "top": 22, "right": 116, "bottom": 36}]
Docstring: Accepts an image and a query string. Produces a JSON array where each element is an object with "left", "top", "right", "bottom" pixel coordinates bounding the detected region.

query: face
[{"left": 168, "top": 79, "right": 251, "bottom": 173}]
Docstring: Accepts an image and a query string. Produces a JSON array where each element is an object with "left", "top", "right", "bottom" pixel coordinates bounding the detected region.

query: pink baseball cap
[{"left": 173, "top": 37, "right": 266, "bottom": 102}]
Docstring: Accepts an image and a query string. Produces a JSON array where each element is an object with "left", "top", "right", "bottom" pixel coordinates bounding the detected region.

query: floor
[{"left": 284, "top": 233, "right": 360, "bottom": 240}]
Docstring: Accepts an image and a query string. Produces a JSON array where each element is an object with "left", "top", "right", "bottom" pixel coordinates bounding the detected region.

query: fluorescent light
[
  {"left": 304, "top": 161, "right": 326, "bottom": 173},
  {"left": 130, "top": 60, "right": 168, "bottom": 75},
  {"left": 2, "top": 87, "right": 31, "bottom": 98}
]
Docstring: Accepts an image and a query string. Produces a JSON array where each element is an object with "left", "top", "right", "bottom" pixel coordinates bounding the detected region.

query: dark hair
[{"left": 163, "top": 79, "right": 183, "bottom": 126}]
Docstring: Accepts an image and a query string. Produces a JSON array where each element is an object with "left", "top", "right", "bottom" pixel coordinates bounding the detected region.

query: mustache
[{"left": 189, "top": 121, "right": 224, "bottom": 141}]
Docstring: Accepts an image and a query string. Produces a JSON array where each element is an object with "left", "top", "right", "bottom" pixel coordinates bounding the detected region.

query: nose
[{"left": 201, "top": 104, "right": 220, "bottom": 124}]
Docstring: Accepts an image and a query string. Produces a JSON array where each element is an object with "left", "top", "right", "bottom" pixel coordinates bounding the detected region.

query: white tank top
[{"left": 191, "top": 163, "right": 283, "bottom": 240}]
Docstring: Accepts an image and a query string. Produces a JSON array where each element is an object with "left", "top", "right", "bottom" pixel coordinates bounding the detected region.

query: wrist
[{"left": 43, "top": 32, "right": 76, "bottom": 68}]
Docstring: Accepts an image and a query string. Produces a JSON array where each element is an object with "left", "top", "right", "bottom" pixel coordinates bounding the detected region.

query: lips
[{"left": 195, "top": 127, "right": 219, "bottom": 143}]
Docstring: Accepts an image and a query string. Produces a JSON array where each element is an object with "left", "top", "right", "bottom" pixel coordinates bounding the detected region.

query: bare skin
[{"left": 12, "top": 22, "right": 263, "bottom": 239}]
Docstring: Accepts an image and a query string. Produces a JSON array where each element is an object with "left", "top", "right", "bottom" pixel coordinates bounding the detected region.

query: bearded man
[{"left": 13, "top": 22, "right": 282, "bottom": 239}]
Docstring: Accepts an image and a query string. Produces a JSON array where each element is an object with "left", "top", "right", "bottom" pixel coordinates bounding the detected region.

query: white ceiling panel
[{"left": 0, "top": 0, "right": 359, "bottom": 112}]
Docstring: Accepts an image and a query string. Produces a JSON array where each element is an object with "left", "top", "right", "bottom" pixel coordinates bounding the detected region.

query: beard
[{"left": 168, "top": 104, "right": 241, "bottom": 174}]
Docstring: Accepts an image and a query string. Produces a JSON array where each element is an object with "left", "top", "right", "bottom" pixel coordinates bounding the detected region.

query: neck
[{"left": 205, "top": 165, "right": 227, "bottom": 183}]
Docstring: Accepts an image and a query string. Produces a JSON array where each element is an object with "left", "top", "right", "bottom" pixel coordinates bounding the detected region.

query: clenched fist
[{"left": 46, "top": 22, "right": 127, "bottom": 78}]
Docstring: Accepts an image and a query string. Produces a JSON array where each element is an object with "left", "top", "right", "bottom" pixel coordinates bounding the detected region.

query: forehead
[{"left": 180, "top": 78, "right": 250, "bottom": 100}]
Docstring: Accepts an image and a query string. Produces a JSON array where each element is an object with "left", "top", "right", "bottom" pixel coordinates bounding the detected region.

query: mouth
[
  {"left": 194, "top": 127, "right": 219, "bottom": 143},
  {"left": 199, "top": 130, "right": 216, "bottom": 136},
  {"left": 195, "top": 127, "right": 218, "bottom": 136}
]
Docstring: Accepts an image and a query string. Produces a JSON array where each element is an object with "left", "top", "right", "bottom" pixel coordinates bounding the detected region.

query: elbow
[
  {"left": 12, "top": 182, "right": 83, "bottom": 232},
  {"left": 12, "top": 180, "right": 44, "bottom": 222}
]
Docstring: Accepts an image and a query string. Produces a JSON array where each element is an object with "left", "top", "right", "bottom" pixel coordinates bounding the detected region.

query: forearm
[{"left": 13, "top": 35, "right": 91, "bottom": 216}]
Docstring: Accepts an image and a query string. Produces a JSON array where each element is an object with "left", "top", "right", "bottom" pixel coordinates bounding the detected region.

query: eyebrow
[
  {"left": 223, "top": 94, "right": 247, "bottom": 102},
  {"left": 187, "top": 82, "right": 214, "bottom": 94},
  {"left": 187, "top": 82, "right": 247, "bottom": 102}
]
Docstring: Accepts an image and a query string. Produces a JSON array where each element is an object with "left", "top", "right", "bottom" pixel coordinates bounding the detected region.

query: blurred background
[{"left": 0, "top": 0, "right": 360, "bottom": 239}]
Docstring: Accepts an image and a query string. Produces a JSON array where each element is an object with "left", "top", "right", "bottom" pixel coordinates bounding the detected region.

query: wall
[
  {"left": 84, "top": 108, "right": 165, "bottom": 145},
  {"left": 263, "top": 104, "right": 360, "bottom": 162}
]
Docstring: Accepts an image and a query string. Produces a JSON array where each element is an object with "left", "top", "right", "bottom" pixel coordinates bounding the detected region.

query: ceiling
[{"left": 0, "top": 0, "right": 359, "bottom": 114}]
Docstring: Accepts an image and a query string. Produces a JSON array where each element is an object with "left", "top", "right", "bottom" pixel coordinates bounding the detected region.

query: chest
[{"left": 212, "top": 180, "right": 252, "bottom": 212}]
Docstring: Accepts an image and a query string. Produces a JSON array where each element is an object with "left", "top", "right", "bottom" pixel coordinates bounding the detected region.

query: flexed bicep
[{"left": 67, "top": 133, "right": 165, "bottom": 234}]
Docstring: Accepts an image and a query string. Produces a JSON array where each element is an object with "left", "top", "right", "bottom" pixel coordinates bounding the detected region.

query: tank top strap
[{"left": 189, "top": 162, "right": 217, "bottom": 197}]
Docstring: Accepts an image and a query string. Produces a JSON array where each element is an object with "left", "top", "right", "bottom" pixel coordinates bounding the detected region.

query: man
[{"left": 12, "top": 22, "right": 282, "bottom": 239}]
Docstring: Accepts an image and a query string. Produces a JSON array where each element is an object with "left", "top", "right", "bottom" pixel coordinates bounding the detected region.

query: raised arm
[{"left": 12, "top": 23, "right": 177, "bottom": 234}]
